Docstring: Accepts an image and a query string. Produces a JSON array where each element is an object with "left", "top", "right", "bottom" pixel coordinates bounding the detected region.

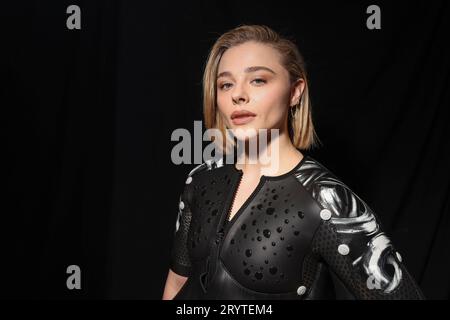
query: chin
[{"left": 230, "top": 128, "right": 262, "bottom": 143}]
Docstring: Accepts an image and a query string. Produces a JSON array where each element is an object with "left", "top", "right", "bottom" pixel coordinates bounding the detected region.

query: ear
[{"left": 290, "top": 78, "right": 305, "bottom": 107}]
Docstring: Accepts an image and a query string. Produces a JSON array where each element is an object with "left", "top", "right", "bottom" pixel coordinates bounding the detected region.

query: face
[{"left": 216, "top": 41, "right": 304, "bottom": 144}]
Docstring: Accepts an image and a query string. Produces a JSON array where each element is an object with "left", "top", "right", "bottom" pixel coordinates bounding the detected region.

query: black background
[{"left": 1, "top": 0, "right": 449, "bottom": 299}]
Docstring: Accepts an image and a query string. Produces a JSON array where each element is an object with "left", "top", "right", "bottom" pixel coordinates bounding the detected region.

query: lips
[
  {"left": 232, "top": 115, "right": 255, "bottom": 125},
  {"left": 231, "top": 110, "right": 256, "bottom": 125},
  {"left": 231, "top": 110, "right": 256, "bottom": 120}
]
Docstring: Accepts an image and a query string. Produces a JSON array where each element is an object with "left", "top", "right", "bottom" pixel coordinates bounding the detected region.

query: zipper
[
  {"left": 219, "top": 169, "right": 269, "bottom": 245},
  {"left": 205, "top": 170, "right": 243, "bottom": 291},
  {"left": 215, "top": 171, "right": 243, "bottom": 244},
  {"left": 216, "top": 170, "right": 243, "bottom": 252},
  {"left": 225, "top": 172, "right": 243, "bottom": 224}
]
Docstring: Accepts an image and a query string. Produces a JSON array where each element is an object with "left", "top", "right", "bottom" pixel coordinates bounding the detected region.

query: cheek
[
  {"left": 217, "top": 94, "right": 231, "bottom": 115},
  {"left": 216, "top": 93, "right": 234, "bottom": 127},
  {"left": 253, "top": 85, "right": 290, "bottom": 119},
  {"left": 260, "top": 108, "right": 287, "bottom": 129},
  {"left": 217, "top": 89, "right": 233, "bottom": 105}
]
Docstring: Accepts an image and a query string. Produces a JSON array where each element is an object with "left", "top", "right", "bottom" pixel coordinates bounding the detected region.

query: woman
[{"left": 162, "top": 25, "right": 424, "bottom": 300}]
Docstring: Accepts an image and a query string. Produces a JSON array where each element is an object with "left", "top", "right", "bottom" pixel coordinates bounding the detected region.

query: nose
[{"left": 231, "top": 83, "right": 249, "bottom": 105}]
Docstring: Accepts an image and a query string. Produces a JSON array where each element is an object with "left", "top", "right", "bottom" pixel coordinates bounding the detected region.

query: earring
[{"left": 290, "top": 106, "right": 297, "bottom": 118}]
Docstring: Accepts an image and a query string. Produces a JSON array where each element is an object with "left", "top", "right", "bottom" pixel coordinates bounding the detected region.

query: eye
[
  {"left": 219, "top": 82, "right": 233, "bottom": 90},
  {"left": 252, "top": 78, "right": 267, "bottom": 85}
]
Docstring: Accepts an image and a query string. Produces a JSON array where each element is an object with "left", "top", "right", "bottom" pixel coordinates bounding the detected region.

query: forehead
[{"left": 218, "top": 41, "right": 283, "bottom": 73}]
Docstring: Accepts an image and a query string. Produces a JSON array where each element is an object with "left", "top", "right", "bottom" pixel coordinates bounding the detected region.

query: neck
[{"left": 234, "top": 129, "right": 302, "bottom": 177}]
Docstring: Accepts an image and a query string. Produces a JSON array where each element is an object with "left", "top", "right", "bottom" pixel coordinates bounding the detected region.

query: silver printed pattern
[{"left": 294, "top": 157, "right": 403, "bottom": 293}]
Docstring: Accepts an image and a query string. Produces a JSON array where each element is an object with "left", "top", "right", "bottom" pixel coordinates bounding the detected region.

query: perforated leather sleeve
[
  {"left": 310, "top": 180, "right": 425, "bottom": 299},
  {"left": 169, "top": 176, "right": 195, "bottom": 277},
  {"left": 169, "top": 162, "right": 214, "bottom": 277}
]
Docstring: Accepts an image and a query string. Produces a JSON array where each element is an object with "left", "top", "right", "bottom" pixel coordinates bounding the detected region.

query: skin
[
  {"left": 216, "top": 41, "right": 305, "bottom": 177},
  {"left": 162, "top": 41, "right": 305, "bottom": 299},
  {"left": 162, "top": 269, "right": 188, "bottom": 300}
]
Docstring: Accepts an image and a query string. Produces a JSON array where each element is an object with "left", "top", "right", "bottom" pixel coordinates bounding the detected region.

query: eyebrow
[{"left": 217, "top": 66, "right": 276, "bottom": 79}]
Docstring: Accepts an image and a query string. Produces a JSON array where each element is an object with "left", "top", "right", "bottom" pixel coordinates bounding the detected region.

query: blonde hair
[{"left": 202, "top": 24, "right": 321, "bottom": 155}]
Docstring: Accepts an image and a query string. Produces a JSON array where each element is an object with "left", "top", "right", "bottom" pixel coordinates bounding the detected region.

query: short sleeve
[
  {"left": 310, "top": 181, "right": 425, "bottom": 299},
  {"left": 169, "top": 175, "right": 194, "bottom": 277}
]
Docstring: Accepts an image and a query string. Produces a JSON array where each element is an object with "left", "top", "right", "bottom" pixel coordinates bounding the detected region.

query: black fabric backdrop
[{"left": 1, "top": 0, "right": 449, "bottom": 299}]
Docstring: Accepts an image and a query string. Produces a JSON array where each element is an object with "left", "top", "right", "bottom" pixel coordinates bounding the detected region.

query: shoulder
[
  {"left": 183, "top": 157, "right": 225, "bottom": 183},
  {"left": 178, "top": 158, "right": 225, "bottom": 211},
  {"left": 294, "top": 156, "right": 373, "bottom": 219},
  {"left": 296, "top": 157, "right": 423, "bottom": 298}
]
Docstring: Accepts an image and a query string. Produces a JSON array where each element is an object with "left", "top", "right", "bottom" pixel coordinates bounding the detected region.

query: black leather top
[{"left": 169, "top": 153, "right": 425, "bottom": 300}]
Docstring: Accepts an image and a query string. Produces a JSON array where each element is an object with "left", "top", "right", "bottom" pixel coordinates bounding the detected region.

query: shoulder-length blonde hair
[{"left": 202, "top": 24, "right": 321, "bottom": 155}]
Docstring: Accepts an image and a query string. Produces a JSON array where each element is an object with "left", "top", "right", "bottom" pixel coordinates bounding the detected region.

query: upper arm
[
  {"left": 169, "top": 161, "right": 210, "bottom": 277},
  {"left": 169, "top": 178, "right": 194, "bottom": 277},
  {"left": 310, "top": 180, "right": 425, "bottom": 299}
]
